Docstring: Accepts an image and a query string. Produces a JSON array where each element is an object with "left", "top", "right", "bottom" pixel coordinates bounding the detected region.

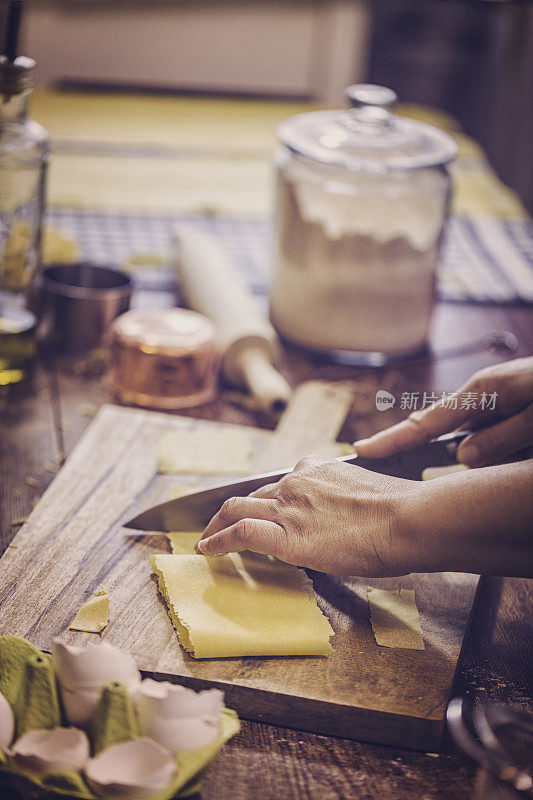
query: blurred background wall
[
  {"left": 2, "top": 0, "right": 531, "bottom": 213},
  {"left": 368, "top": 1, "right": 533, "bottom": 216},
  {"left": 16, "top": 1, "right": 370, "bottom": 101}
]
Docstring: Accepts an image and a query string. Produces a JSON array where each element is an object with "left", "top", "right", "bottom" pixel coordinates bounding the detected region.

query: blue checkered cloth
[{"left": 46, "top": 209, "right": 533, "bottom": 305}]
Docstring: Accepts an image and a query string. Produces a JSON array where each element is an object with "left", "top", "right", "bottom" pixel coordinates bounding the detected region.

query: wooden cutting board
[{"left": 0, "top": 384, "right": 479, "bottom": 751}]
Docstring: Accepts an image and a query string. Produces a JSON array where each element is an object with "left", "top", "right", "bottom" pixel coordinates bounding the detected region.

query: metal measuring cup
[{"left": 29, "top": 262, "right": 132, "bottom": 352}]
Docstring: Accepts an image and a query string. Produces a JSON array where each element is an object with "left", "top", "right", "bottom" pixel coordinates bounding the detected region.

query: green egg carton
[{"left": 0, "top": 635, "right": 240, "bottom": 799}]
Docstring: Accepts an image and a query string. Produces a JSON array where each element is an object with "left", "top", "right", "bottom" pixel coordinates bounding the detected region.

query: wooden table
[{"left": 1, "top": 300, "right": 532, "bottom": 800}]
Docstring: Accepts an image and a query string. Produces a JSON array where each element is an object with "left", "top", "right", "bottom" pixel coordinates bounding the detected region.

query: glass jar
[
  {"left": 270, "top": 84, "right": 457, "bottom": 364},
  {"left": 0, "top": 55, "right": 49, "bottom": 383}
]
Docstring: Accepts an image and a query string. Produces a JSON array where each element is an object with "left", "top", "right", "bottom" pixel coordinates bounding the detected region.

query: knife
[{"left": 124, "top": 431, "right": 470, "bottom": 532}]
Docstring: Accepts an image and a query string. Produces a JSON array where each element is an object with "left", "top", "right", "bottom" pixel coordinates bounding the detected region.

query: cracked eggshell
[
  {"left": 0, "top": 691, "right": 15, "bottom": 752},
  {"left": 59, "top": 685, "right": 104, "bottom": 729},
  {"left": 52, "top": 640, "right": 141, "bottom": 727},
  {"left": 52, "top": 640, "right": 140, "bottom": 690},
  {"left": 138, "top": 679, "right": 224, "bottom": 720},
  {"left": 10, "top": 727, "right": 90, "bottom": 775},
  {"left": 142, "top": 715, "right": 220, "bottom": 754},
  {"left": 85, "top": 737, "right": 176, "bottom": 800},
  {"left": 137, "top": 681, "right": 222, "bottom": 754}
]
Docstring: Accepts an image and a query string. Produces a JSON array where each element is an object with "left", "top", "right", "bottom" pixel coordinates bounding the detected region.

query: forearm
[{"left": 397, "top": 460, "right": 533, "bottom": 576}]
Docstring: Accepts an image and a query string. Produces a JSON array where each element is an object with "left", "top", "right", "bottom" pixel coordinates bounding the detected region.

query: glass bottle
[{"left": 0, "top": 55, "right": 49, "bottom": 384}]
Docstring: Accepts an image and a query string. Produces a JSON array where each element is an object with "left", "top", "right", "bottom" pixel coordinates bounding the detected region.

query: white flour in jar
[{"left": 270, "top": 155, "right": 449, "bottom": 355}]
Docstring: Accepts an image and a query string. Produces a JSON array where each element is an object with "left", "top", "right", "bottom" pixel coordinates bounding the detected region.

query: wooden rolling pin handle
[{"left": 236, "top": 345, "right": 291, "bottom": 413}]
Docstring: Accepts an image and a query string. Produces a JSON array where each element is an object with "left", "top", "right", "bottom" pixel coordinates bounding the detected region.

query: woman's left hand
[{"left": 196, "top": 456, "right": 417, "bottom": 576}]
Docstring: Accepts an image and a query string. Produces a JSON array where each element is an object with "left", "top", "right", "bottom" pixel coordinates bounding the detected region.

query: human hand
[
  {"left": 196, "top": 456, "right": 418, "bottom": 576},
  {"left": 354, "top": 357, "right": 533, "bottom": 467}
]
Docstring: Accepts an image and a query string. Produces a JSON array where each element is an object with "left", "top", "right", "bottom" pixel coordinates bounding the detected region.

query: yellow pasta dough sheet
[
  {"left": 158, "top": 428, "right": 252, "bottom": 475},
  {"left": 367, "top": 587, "right": 425, "bottom": 650},
  {"left": 151, "top": 552, "right": 334, "bottom": 658},
  {"left": 166, "top": 532, "right": 201, "bottom": 555},
  {"left": 69, "top": 587, "right": 109, "bottom": 633}
]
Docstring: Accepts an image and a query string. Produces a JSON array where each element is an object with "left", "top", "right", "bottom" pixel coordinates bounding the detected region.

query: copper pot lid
[{"left": 113, "top": 308, "right": 217, "bottom": 354}]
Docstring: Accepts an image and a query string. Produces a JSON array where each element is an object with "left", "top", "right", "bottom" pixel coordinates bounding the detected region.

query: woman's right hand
[{"left": 354, "top": 357, "right": 533, "bottom": 467}]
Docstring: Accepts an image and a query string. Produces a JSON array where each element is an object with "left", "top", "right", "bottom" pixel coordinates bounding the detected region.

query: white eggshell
[
  {"left": 59, "top": 685, "right": 103, "bottom": 728},
  {"left": 141, "top": 715, "right": 220, "bottom": 754},
  {"left": 138, "top": 679, "right": 224, "bottom": 720},
  {"left": 0, "top": 691, "right": 15, "bottom": 752},
  {"left": 10, "top": 727, "right": 90, "bottom": 775},
  {"left": 52, "top": 639, "right": 141, "bottom": 727},
  {"left": 85, "top": 737, "right": 176, "bottom": 800},
  {"left": 52, "top": 640, "right": 140, "bottom": 690}
]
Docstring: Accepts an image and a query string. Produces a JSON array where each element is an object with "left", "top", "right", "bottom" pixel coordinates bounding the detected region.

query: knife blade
[{"left": 124, "top": 431, "right": 470, "bottom": 533}]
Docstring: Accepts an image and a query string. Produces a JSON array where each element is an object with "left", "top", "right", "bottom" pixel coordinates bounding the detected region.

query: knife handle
[{"left": 338, "top": 430, "right": 470, "bottom": 466}]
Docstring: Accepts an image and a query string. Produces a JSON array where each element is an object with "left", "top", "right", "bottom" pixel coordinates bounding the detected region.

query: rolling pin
[{"left": 172, "top": 224, "right": 292, "bottom": 413}]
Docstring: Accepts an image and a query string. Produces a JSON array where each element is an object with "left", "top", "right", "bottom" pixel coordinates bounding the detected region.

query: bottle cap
[{"left": 0, "top": 55, "right": 35, "bottom": 96}]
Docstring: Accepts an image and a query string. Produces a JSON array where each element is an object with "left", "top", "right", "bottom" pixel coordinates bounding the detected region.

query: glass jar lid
[{"left": 277, "top": 84, "right": 457, "bottom": 172}]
